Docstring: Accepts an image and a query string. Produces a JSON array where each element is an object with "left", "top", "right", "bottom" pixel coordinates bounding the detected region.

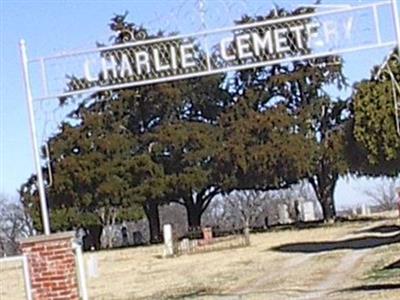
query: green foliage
[
  {"left": 217, "top": 91, "right": 314, "bottom": 190},
  {"left": 19, "top": 176, "right": 43, "bottom": 232},
  {"left": 149, "top": 122, "right": 222, "bottom": 196},
  {"left": 22, "top": 8, "right": 379, "bottom": 230},
  {"left": 353, "top": 52, "right": 400, "bottom": 165},
  {"left": 225, "top": 8, "right": 350, "bottom": 220}
]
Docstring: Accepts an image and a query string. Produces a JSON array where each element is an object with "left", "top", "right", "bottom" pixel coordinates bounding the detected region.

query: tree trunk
[
  {"left": 320, "top": 193, "right": 336, "bottom": 222},
  {"left": 143, "top": 200, "right": 161, "bottom": 244},
  {"left": 183, "top": 193, "right": 205, "bottom": 230},
  {"left": 309, "top": 173, "right": 338, "bottom": 222},
  {"left": 186, "top": 204, "right": 202, "bottom": 229},
  {"left": 183, "top": 188, "right": 221, "bottom": 230},
  {"left": 318, "top": 187, "right": 336, "bottom": 221},
  {"left": 98, "top": 206, "right": 115, "bottom": 249}
]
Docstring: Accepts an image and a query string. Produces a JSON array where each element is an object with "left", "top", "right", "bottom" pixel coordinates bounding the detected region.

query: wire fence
[{"left": 174, "top": 227, "right": 250, "bottom": 256}]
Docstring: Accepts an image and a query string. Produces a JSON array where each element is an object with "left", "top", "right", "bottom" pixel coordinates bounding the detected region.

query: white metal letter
[
  {"left": 153, "top": 48, "right": 171, "bottom": 72},
  {"left": 120, "top": 53, "right": 134, "bottom": 77},
  {"left": 252, "top": 30, "right": 274, "bottom": 56},
  {"left": 289, "top": 24, "right": 305, "bottom": 49},
  {"left": 101, "top": 55, "right": 118, "bottom": 80},
  {"left": 306, "top": 23, "right": 324, "bottom": 48},
  {"left": 83, "top": 59, "right": 97, "bottom": 82},
  {"left": 236, "top": 33, "right": 253, "bottom": 59},
  {"left": 274, "top": 28, "right": 290, "bottom": 53},
  {"left": 323, "top": 21, "right": 338, "bottom": 45},
  {"left": 135, "top": 51, "right": 150, "bottom": 75},
  {"left": 220, "top": 37, "right": 235, "bottom": 61},
  {"left": 180, "top": 43, "right": 196, "bottom": 68},
  {"left": 343, "top": 17, "right": 354, "bottom": 40},
  {"left": 170, "top": 45, "right": 178, "bottom": 70}
]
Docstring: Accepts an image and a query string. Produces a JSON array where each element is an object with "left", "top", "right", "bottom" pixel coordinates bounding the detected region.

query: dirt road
[{"left": 230, "top": 221, "right": 400, "bottom": 300}]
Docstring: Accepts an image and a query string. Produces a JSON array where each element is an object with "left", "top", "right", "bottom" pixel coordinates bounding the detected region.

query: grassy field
[
  {"left": 0, "top": 258, "right": 28, "bottom": 300},
  {"left": 84, "top": 213, "right": 400, "bottom": 300},
  {"left": 1, "top": 213, "right": 399, "bottom": 300}
]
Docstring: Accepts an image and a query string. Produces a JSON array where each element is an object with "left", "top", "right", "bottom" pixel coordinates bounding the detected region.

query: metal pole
[
  {"left": 392, "top": 0, "right": 400, "bottom": 59},
  {"left": 198, "top": 0, "right": 212, "bottom": 71},
  {"left": 22, "top": 255, "right": 33, "bottom": 300},
  {"left": 19, "top": 39, "right": 51, "bottom": 235},
  {"left": 73, "top": 242, "right": 89, "bottom": 300}
]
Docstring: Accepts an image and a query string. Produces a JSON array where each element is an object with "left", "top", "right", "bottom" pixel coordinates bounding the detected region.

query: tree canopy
[
  {"left": 352, "top": 49, "right": 400, "bottom": 169},
  {"left": 20, "top": 8, "right": 400, "bottom": 240}
]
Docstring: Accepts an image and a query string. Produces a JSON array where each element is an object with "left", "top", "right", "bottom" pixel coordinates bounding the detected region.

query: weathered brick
[{"left": 20, "top": 232, "right": 79, "bottom": 300}]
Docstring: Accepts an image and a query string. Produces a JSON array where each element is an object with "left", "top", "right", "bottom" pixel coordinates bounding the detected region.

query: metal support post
[
  {"left": 392, "top": 0, "right": 400, "bottom": 59},
  {"left": 19, "top": 39, "right": 51, "bottom": 235},
  {"left": 73, "top": 242, "right": 89, "bottom": 300}
]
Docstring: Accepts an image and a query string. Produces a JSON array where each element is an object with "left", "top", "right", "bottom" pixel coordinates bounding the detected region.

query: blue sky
[{"left": 0, "top": 0, "right": 399, "bottom": 209}]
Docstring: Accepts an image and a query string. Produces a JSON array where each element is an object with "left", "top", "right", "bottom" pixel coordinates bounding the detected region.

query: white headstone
[
  {"left": 278, "top": 204, "right": 291, "bottom": 224},
  {"left": 360, "top": 204, "right": 371, "bottom": 216},
  {"left": 180, "top": 238, "right": 190, "bottom": 254},
  {"left": 163, "top": 224, "right": 174, "bottom": 257},
  {"left": 301, "top": 201, "right": 316, "bottom": 222}
]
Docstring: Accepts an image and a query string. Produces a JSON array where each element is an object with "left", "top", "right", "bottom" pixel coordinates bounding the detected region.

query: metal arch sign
[
  {"left": 19, "top": 0, "right": 400, "bottom": 235},
  {"left": 25, "top": 1, "right": 400, "bottom": 101}
]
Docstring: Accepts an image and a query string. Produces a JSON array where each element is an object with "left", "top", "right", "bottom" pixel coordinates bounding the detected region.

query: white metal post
[
  {"left": 22, "top": 255, "right": 33, "bottom": 300},
  {"left": 73, "top": 242, "right": 89, "bottom": 300},
  {"left": 19, "top": 39, "right": 51, "bottom": 235},
  {"left": 392, "top": 0, "right": 400, "bottom": 59}
]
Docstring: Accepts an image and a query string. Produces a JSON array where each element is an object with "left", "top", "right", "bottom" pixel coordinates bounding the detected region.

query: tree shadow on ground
[
  {"left": 341, "top": 283, "right": 400, "bottom": 292},
  {"left": 384, "top": 259, "right": 400, "bottom": 270},
  {"left": 271, "top": 234, "right": 400, "bottom": 253},
  {"left": 356, "top": 224, "right": 400, "bottom": 234}
]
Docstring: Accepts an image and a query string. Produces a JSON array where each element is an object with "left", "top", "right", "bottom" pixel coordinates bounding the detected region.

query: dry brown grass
[
  {"left": 1, "top": 215, "right": 399, "bottom": 300},
  {"left": 0, "top": 259, "right": 27, "bottom": 300},
  {"left": 84, "top": 217, "right": 400, "bottom": 300}
]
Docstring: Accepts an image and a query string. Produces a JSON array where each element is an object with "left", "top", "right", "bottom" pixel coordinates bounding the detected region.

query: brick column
[{"left": 20, "top": 232, "right": 79, "bottom": 300}]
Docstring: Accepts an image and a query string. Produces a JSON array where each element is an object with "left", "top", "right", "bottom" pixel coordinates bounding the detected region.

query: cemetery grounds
[
  {"left": 1, "top": 212, "right": 400, "bottom": 300},
  {"left": 82, "top": 211, "right": 400, "bottom": 299}
]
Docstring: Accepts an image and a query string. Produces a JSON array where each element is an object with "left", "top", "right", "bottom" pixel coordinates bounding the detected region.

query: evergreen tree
[
  {"left": 225, "top": 7, "right": 349, "bottom": 221},
  {"left": 353, "top": 49, "right": 400, "bottom": 166}
]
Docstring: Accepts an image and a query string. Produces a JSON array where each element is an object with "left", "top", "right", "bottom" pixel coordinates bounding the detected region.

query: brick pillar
[{"left": 20, "top": 232, "right": 79, "bottom": 300}]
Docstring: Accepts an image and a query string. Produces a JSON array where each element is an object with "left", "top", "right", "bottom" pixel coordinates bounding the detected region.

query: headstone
[
  {"left": 294, "top": 200, "right": 302, "bottom": 222},
  {"left": 190, "top": 239, "right": 199, "bottom": 251},
  {"left": 301, "top": 201, "right": 316, "bottom": 222},
  {"left": 75, "top": 227, "right": 86, "bottom": 246},
  {"left": 202, "top": 227, "right": 213, "bottom": 244},
  {"left": 82, "top": 225, "right": 102, "bottom": 251},
  {"left": 278, "top": 204, "right": 291, "bottom": 224},
  {"left": 163, "top": 224, "right": 174, "bottom": 257},
  {"left": 132, "top": 231, "right": 144, "bottom": 245},
  {"left": 121, "top": 226, "right": 129, "bottom": 247},
  {"left": 180, "top": 238, "right": 190, "bottom": 254},
  {"left": 360, "top": 204, "right": 371, "bottom": 216},
  {"left": 264, "top": 216, "right": 269, "bottom": 228}
]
